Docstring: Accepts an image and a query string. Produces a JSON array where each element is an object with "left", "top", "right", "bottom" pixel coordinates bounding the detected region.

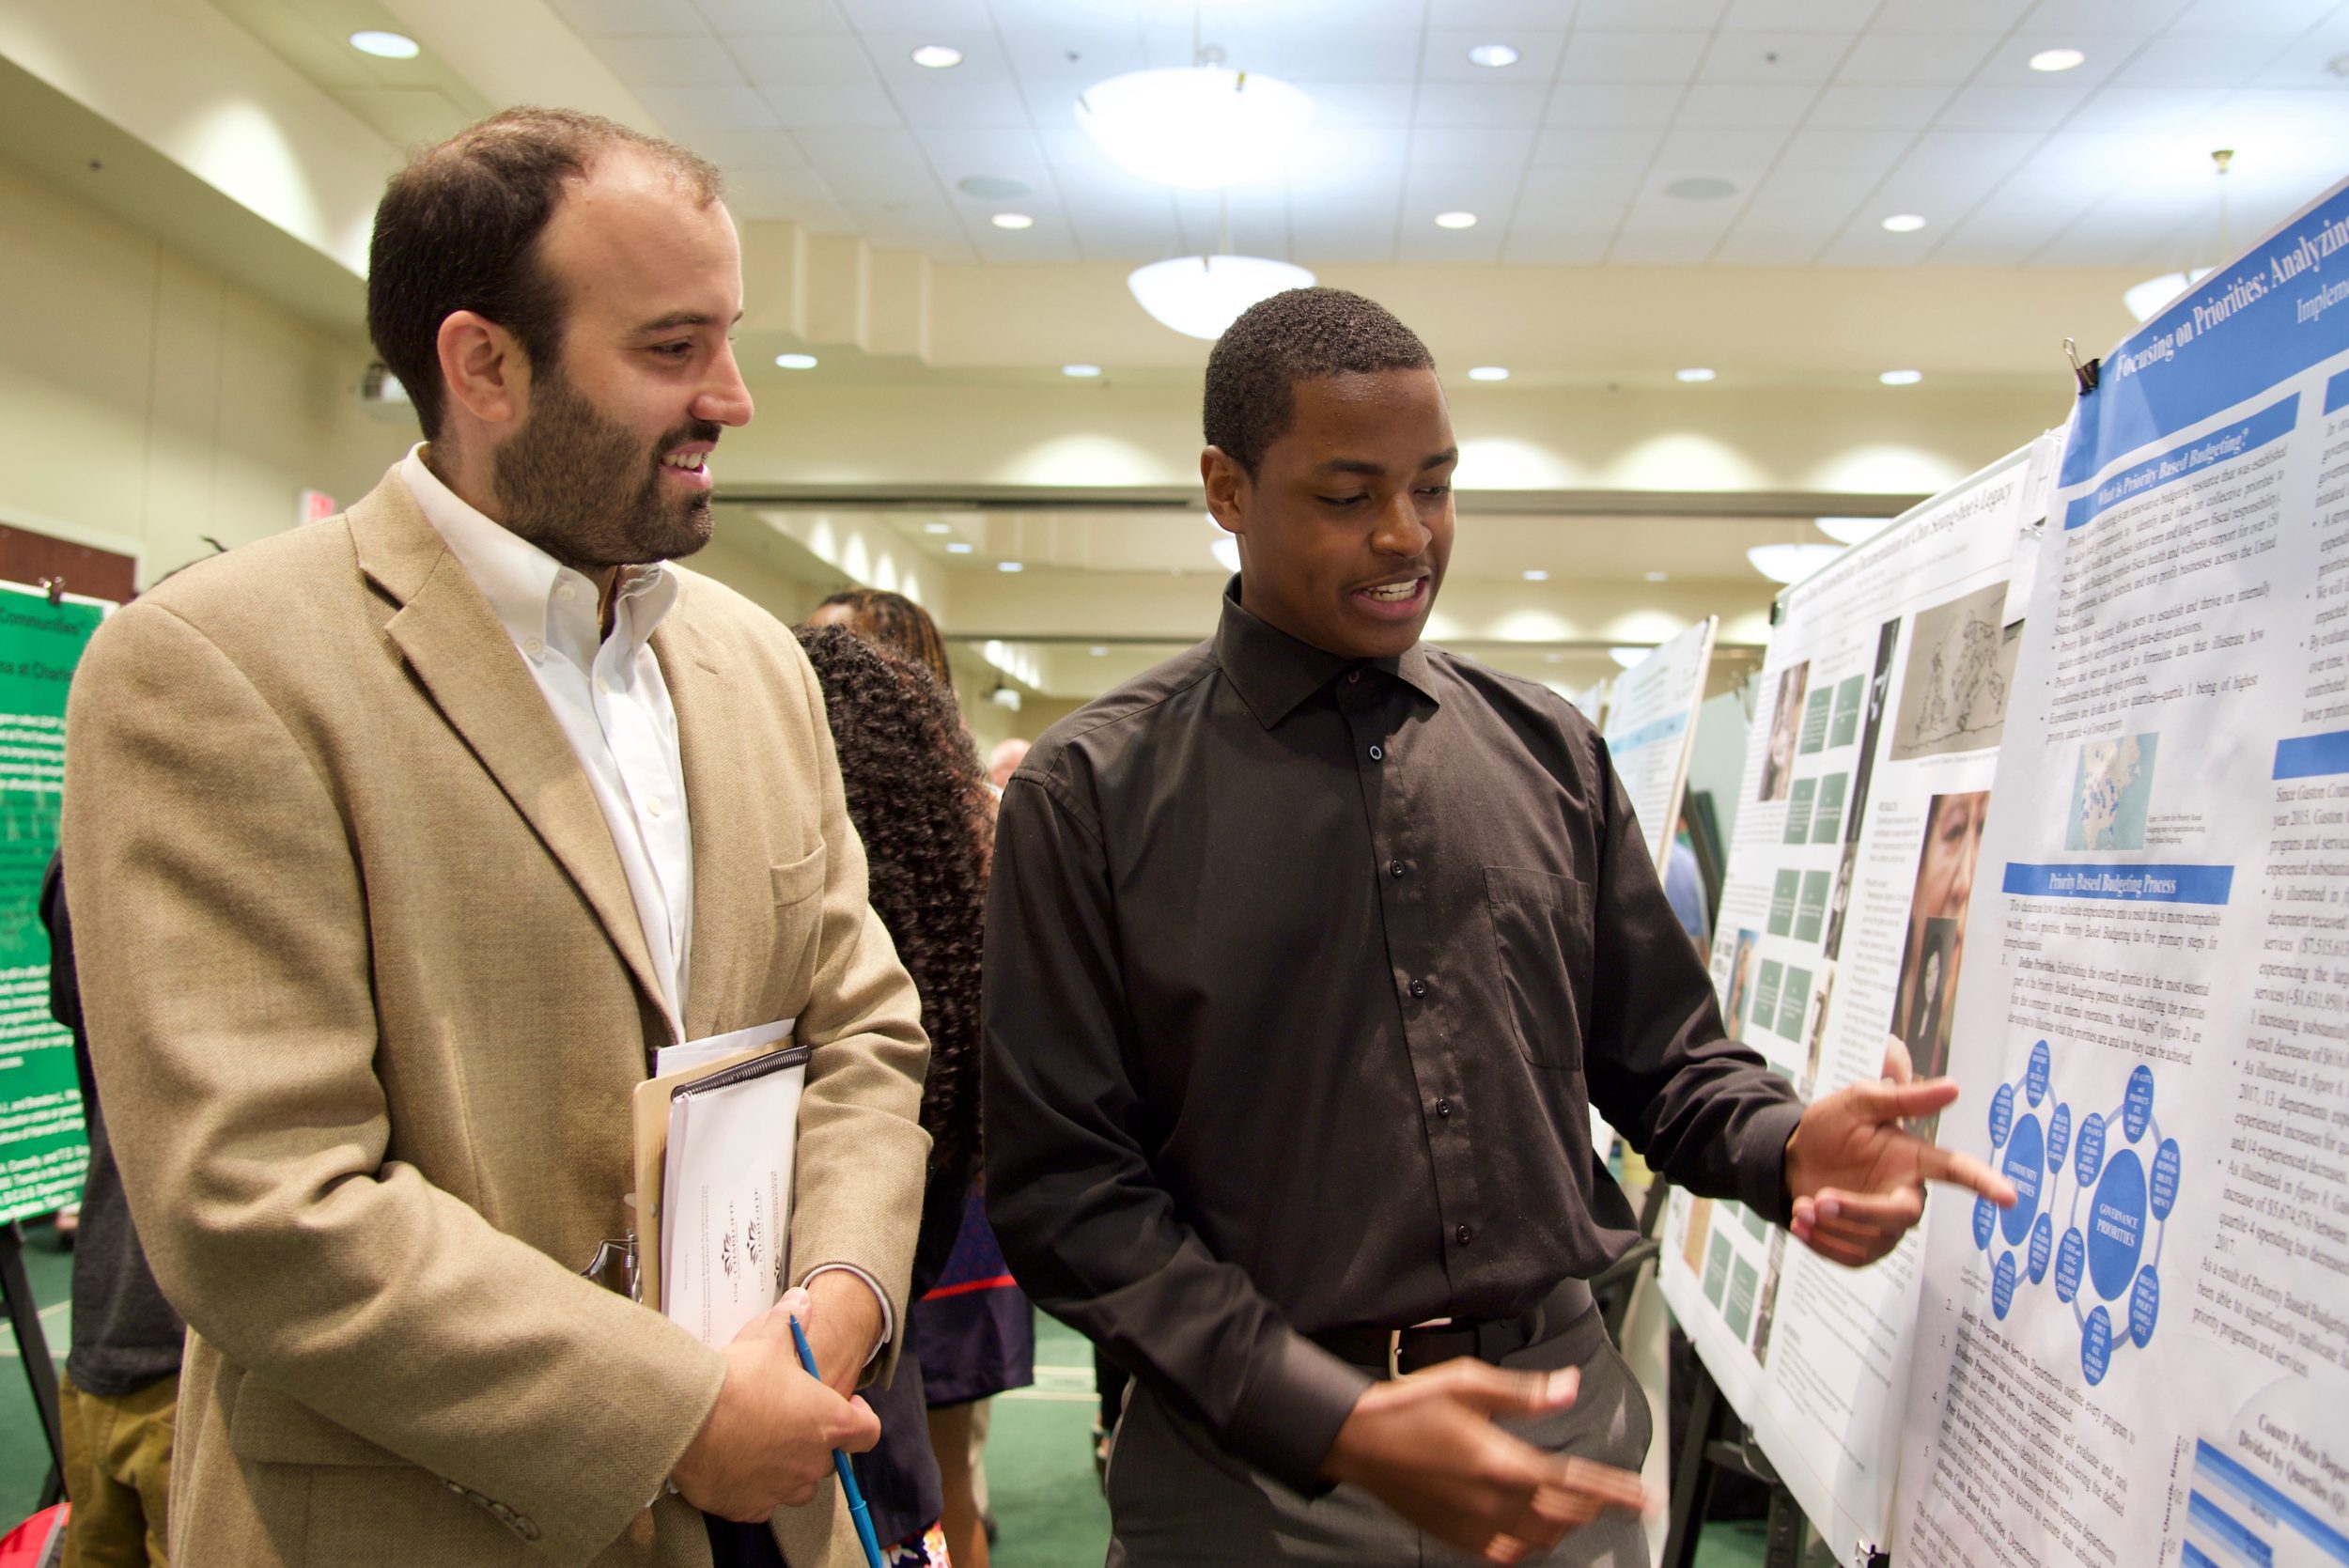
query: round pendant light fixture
[
  {"left": 1075, "top": 66, "right": 1315, "bottom": 188},
  {"left": 1128, "top": 255, "right": 1315, "bottom": 340}
]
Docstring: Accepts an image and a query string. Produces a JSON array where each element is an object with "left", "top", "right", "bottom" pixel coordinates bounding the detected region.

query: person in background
[
  {"left": 794, "top": 626, "right": 992, "bottom": 1568},
  {"left": 805, "top": 587, "right": 1032, "bottom": 1566},
  {"left": 986, "top": 738, "right": 1029, "bottom": 793},
  {"left": 1663, "top": 816, "right": 1711, "bottom": 953},
  {"left": 984, "top": 287, "right": 2015, "bottom": 1565},
  {"left": 41, "top": 852, "right": 183, "bottom": 1568},
  {"left": 61, "top": 108, "right": 931, "bottom": 1568}
]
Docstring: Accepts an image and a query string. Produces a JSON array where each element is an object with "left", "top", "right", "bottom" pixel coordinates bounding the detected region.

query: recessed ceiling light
[
  {"left": 946, "top": 541, "right": 974, "bottom": 554},
  {"left": 1467, "top": 365, "right": 1509, "bottom": 381},
  {"left": 774, "top": 352, "right": 818, "bottom": 369},
  {"left": 1881, "top": 212, "right": 1927, "bottom": 233},
  {"left": 1090, "top": 645, "right": 1108, "bottom": 656},
  {"left": 998, "top": 560, "right": 1025, "bottom": 572},
  {"left": 350, "top": 28, "right": 419, "bottom": 57},
  {"left": 1675, "top": 366, "right": 1716, "bottom": 383},
  {"left": 1662, "top": 176, "right": 1737, "bottom": 202},
  {"left": 1062, "top": 363, "right": 1102, "bottom": 378},
  {"left": 991, "top": 212, "right": 1034, "bottom": 230},
  {"left": 1467, "top": 43, "right": 1520, "bottom": 69},
  {"left": 2030, "top": 47, "right": 2086, "bottom": 72},
  {"left": 1610, "top": 646, "right": 1652, "bottom": 670},
  {"left": 910, "top": 44, "right": 962, "bottom": 69},
  {"left": 1817, "top": 516, "right": 1894, "bottom": 545},
  {"left": 924, "top": 522, "right": 952, "bottom": 535},
  {"left": 1746, "top": 543, "right": 1843, "bottom": 584},
  {"left": 1544, "top": 652, "right": 1564, "bottom": 663},
  {"left": 1879, "top": 368, "right": 1923, "bottom": 386},
  {"left": 1645, "top": 570, "right": 1670, "bottom": 582},
  {"left": 1435, "top": 210, "right": 1479, "bottom": 229},
  {"left": 1523, "top": 569, "right": 1549, "bottom": 582}
]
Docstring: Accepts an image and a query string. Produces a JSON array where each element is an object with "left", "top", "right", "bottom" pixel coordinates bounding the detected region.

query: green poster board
[{"left": 0, "top": 582, "right": 107, "bottom": 1226}]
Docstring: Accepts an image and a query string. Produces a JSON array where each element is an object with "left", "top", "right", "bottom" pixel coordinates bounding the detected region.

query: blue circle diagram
[{"left": 1974, "top": 1046, "right": 2177, "bottom": 1390}]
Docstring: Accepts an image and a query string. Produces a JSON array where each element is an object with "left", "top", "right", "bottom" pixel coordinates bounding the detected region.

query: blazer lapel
[
  {"left": 656, "top": 600, "right": 773, "bottom": 1044},
  {"left": 350, "top": 471, "right": 678, "bottom": 1040}
]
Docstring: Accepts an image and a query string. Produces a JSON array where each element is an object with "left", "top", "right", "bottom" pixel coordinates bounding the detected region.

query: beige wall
[{"left": 0, "top": 147, "right": 412, "bottom": 586}]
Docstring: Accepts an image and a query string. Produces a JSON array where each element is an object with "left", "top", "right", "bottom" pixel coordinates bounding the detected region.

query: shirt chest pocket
[{"left": 1483, "top": 866, "right": 1595, "bottom": 1072}]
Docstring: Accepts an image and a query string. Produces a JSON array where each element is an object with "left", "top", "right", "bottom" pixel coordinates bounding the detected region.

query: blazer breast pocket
[
  {"left": 770, "top": 844, "right": 828, "bottom": 909},
  {"left": 1483, "top": 865, "right": 1595, "bottom": 1072}
]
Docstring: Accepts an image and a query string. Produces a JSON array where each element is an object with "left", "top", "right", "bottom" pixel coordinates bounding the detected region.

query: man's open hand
[
  {"left": 1321, "top": 1360, "right": 1652, "bottom": 1564},
  {"left": 1785, "top": 1041, "right": 2017, "bottom": 1266},
  {"left": 671, "top": 1288, "right": 880, "bottom": 1522}
]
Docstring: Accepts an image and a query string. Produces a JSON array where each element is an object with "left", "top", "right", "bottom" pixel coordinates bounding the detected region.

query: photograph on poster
[
  {"left": 1890, "top": 583, "right": 2016, "bottom": 764},
  {"left": 1757, "top": 661, "right": 1810, "bottom": 801},
  {"left": 1723, "top": 927, "right": 1760, "bottom": 1032},
  {"left": 1889, "top": 791, "right": 1990, "bottom": 1136}
]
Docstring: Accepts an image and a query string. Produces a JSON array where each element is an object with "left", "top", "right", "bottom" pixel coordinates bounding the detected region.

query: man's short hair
[
  {"left": 367, "top": 107, "right": 723, "bottom": 441},
  {"left": 1203, "top": 287, "right": 1435, "bottom": 474}
]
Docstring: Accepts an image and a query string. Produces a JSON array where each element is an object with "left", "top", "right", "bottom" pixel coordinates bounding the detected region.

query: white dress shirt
[{"left": 403, "top": 448, "right": 889, "bottom": 1352}]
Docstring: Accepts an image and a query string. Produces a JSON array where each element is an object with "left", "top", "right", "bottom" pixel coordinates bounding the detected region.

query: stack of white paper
[{"left": 660, "top": 1047, "right": 807, "bottom": 1349}]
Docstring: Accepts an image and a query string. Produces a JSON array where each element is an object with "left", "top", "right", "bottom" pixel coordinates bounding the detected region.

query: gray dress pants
[{"left": 1104, "top": 1305, "right": 1652, "bottom": 1567}]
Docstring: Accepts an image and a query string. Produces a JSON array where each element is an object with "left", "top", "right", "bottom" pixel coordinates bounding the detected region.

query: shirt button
[
  {"left": 556, "top": 583, "right": 577, "bottom": 602},
  {"left": 1436, "top": 1098, "right": 1453, "bottom": 1119},
  {"left": 646, "top": 798, "right": 665, "bottom": 818},
  {"left": 1368, "top": 744, "right": 1384, "bottom": 762},
  {"left": 1408, "top": 979, "right": 1427, "bottom": 999},
  {"left": 1455, "top": 1224, "right": 1473, "bottom": 1246},
  {"left": 522, "top": 637, "right": 543, "bottom": 657},
  {"left": 1346, "top": 670, "right": 1361, "bottom": 683},
  {"left": 1390, "top": 860, "right": 1406, "bottom": 878}
]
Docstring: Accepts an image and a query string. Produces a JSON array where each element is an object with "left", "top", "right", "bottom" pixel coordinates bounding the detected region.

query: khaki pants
[{"left": 58, "top": 1371, "right": 176, "bottom": 1568}]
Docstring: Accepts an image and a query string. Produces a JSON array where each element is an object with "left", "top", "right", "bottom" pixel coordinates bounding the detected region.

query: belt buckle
[{"left": 1387, "top": 1328, "right": 1405, "bottom": 1380}]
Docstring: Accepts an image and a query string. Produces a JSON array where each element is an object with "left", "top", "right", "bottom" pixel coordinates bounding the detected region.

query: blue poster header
[
  {"left": 2275, "top": 729, "right": 2349, "bottom": 780},
  {"left": 2060, "top": 179, "right": 2349, "bottom": 491},
  {"left": 2002, "top": 862, "right": 2234, "bottom": 906},
  {"left": 2063, "top": 393, "right": 2297, "bottom": 531},
  {"left": 1607, "top": 710, "right": 1689, "bottom": 755}
]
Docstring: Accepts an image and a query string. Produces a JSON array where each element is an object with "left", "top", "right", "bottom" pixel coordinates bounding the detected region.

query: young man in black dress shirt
[{"left": 983, "top": 288, "right": 2014, "bottom": 1565}]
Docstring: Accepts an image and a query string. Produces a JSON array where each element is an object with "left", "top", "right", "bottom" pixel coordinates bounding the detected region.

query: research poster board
[
  {"left": 1601, "top": 616, "right": 1718, "bottom": 875},
  {"left": 1566, "top": 676, "right": 1610, "bottom": 726},
  {"left": 1660, "top": 434, "right": 2061, "bottom": 1561},
  {"left": 0, "top": 580, "right": 109, "bottom": 1224},
  {"left": 1895, "top": 179, "right": 2349, "bottom": 1568}
]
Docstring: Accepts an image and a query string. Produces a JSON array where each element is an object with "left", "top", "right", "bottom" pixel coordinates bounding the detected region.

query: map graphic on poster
[
  {"left": 1661, "top": 434, "right": 2058, "bottom": 1564},
  {"left": 0, "top": 581, "right": 109, "bottom": 1224},
  {"left": 1894, "top": 178, "right": 2349, "bottom": 1568}
]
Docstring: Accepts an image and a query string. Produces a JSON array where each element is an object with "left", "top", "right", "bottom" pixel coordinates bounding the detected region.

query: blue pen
[{"left": 788, "top": 1314, "right": 886, "bottom": 1568}]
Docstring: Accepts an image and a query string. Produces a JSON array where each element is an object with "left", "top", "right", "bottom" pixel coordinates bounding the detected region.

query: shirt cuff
[
  {"left": 1222, "top": 1330, "right": 1377, "bottom": 1498},
  {"left": 1748, "top": 1097, "right": 1811, "bottom": 1228},
  {"left": 800, "top": 1263, "right": 894, "bottom": 1366}
]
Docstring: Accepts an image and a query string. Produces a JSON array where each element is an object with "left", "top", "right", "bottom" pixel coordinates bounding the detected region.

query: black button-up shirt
[{"left": 983, "top": 586, "right": 1803, "bottom": 1494}]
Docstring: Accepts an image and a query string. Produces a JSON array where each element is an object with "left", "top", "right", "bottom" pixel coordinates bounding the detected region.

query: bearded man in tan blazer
[{"left": 60, "top": 109, "right": 930, "bottom": 1568}]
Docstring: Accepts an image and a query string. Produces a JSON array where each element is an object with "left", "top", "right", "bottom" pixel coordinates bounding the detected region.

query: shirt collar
[
  {"left": 400, "top": 443, "right": 677, "bottom": 667},
  {"left": 1211, "top": 577, "right": 1439, "bottom": 729}
]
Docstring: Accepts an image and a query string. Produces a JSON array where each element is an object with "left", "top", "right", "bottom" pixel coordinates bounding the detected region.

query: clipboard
[{"left": 630, "top": 1020, "right": 796, "bottom": 1315}]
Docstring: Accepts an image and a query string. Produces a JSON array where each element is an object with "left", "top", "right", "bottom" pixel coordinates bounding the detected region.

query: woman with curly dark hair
[
  {"left": 793, "top": 623, "right": 1006, "bottom": 1568},
  {"left": 806, "top": 589, "right": 957, "bottom": 693}
]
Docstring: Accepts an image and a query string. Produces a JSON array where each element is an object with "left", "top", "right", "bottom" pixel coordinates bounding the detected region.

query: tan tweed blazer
[{"left": 61, "top": 468, "right": 930, "bottom": 1568}]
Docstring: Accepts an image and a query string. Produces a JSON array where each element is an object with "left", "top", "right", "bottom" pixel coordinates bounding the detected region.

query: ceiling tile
[
  {"left": 860, "top": 30, "right": 1016, "bottom": 87},
  {"left": 1803, "top": 81, "right": 1952, "bottom": 127},
  {"left": 2020, "top": 0, "right": 2190, "bottom": 32},
  {"left": 720, "top": 165, "right": 840, "bottom": 220},
  {"left": 1398, "top": 227, "right": 1506, "bottom": 262},
  {"left": 1974, "top": 34, "right": 2139, "bottom": 87},
  {"left": 895, "top": 82, "right": 1037, "bottom": 128},
  {"left": 1403, "top": 167, "right": 1528, "bottom": 216},
  {"left": 763, "top": 82, "right": 905, "bottom": 129},
  {"left": 2170, "top": 0, "right": 2340, "bottom": 30},
  {"left": 2108, "top": 35, "right": 2291, "bottom": 88},
  {"left": 1510, "top": 201, "right": 1630, "bottom": 239},
  {"left": 1527, "top": 126, "right": 1667, "bottom": 168},
  {"left": 1423, "top": 0, "right": 1593, "bottom": 25},
  {"left": 1673, "top": 83, "right": 1820, "bottom": 127},
  {"left": 1291, "top": 127, "right": 1415, "bottom": 186},
  {"left": 1410, "top": 125, "right": 1538, "bottom": 166},
  {"left": 1415, "top": 83, "right": 1552, "bottom": 126},
  {"left": 2061, "top": 85, "right": 2225, "bottom": 132},
  {"left": 1624, "top": 181, "right": 1749, "bottom": 219},
  {"left": 1572, "top": 0, "right": 1730, "bottom": 30},
  {"left": 1501, "top": 230, "right": 1612, "bottom": 262},
  {"left": 1606, "top": 229, "right": 1724, "bottom": 263},
  {"left": 587, "top": 33, "right": 745, "bottom": 88},
  {"left": 1543, "top": 84, "right": 1683, "bottom": 129},
  {"left": 1836, "top": 32, "right": 1997, "bottom": 84},
  {"left": 1696, "top": 32, "right": 1854, "bottom": 83},
  {"left": 1868, "top": 164, "right": 2005, "bottom": 218},
  {"left": 548, "top": 0, "right": 706, "bottom": 36},
  {"left": 1517, "top": 168, "right": 1645, "bottom": 206},
  {"left": 1902, "top": 129, "right": 2044, "bottom": 174},
  {"left": 1720, "top": 0, "right": 1880, "bottom": 28},
  {"left": 913, "top": 127, "right": 1051, "bottom": 185},
  {"left": 1560, "top": 32, "right": 1709, "bottom": 84},
  {"left": 1292, "top": 81, "right": 1419, "bottom": 129},
  {"left": 691, "top": 0, "right": 848, "bottom": 32},
  {"left": 730, "top": 35, "right": 879, "bottom": 88},
  {"left": 1776, "top": 127, "right": 1916, "bottom": 169},
  {"left": 1750, "top": 166, "right": 1878, "bottom": 205},
  {"left": 1655, "top": 125, "right": 1790, "bottom": 170},
  {"left": 998, "top": 30, "right": 1151, "bottom": 97},
  {"left": 794, "top": 127, "right": 930, "bottom": 173},
  {"left": 1936, "top": 84, "right": 2093, "bottom": 131},
  {"left": 1421, "top": 30, "right": 1571, "bottom": 82},
  {"left": 839, "top": 0, "right": 993, "bottom": 26},
  {"left": 1711, "top": 226, "right": 1832, "bottom": 262},
  {"left": 1205, "top": 25, "right": 1424, "bottom": 81},
  {"left": 680, "top": 129, "right": 812, "bottom": 168},
  {"left": 1868, "top": 0, "right": 2032, "bottom": 30},
  {"left": 633, "top": 84, "right": 782, "bottom": 129}
]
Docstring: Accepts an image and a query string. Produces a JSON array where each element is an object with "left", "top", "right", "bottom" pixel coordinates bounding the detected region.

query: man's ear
[
  {"left": 1202, "top": 445, "right": 1250, "bottom": 536},
  {"left": 435, "top": 310, "right": 530, "bottom": 432}
]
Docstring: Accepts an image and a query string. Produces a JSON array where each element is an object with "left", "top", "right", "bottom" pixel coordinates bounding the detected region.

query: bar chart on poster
[{"left": 1659, "top": 434, "right": 2057, "bottom": 1564}]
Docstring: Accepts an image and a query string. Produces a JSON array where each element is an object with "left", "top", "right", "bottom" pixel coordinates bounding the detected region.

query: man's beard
[{"left": 491, "top": 365, "right": 720, "bottom": 569}]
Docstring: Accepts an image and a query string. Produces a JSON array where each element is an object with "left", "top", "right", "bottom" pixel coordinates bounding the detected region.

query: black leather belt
[{"left": 1312, "top": 1277, "right": 1595, "bottom": 1380}]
